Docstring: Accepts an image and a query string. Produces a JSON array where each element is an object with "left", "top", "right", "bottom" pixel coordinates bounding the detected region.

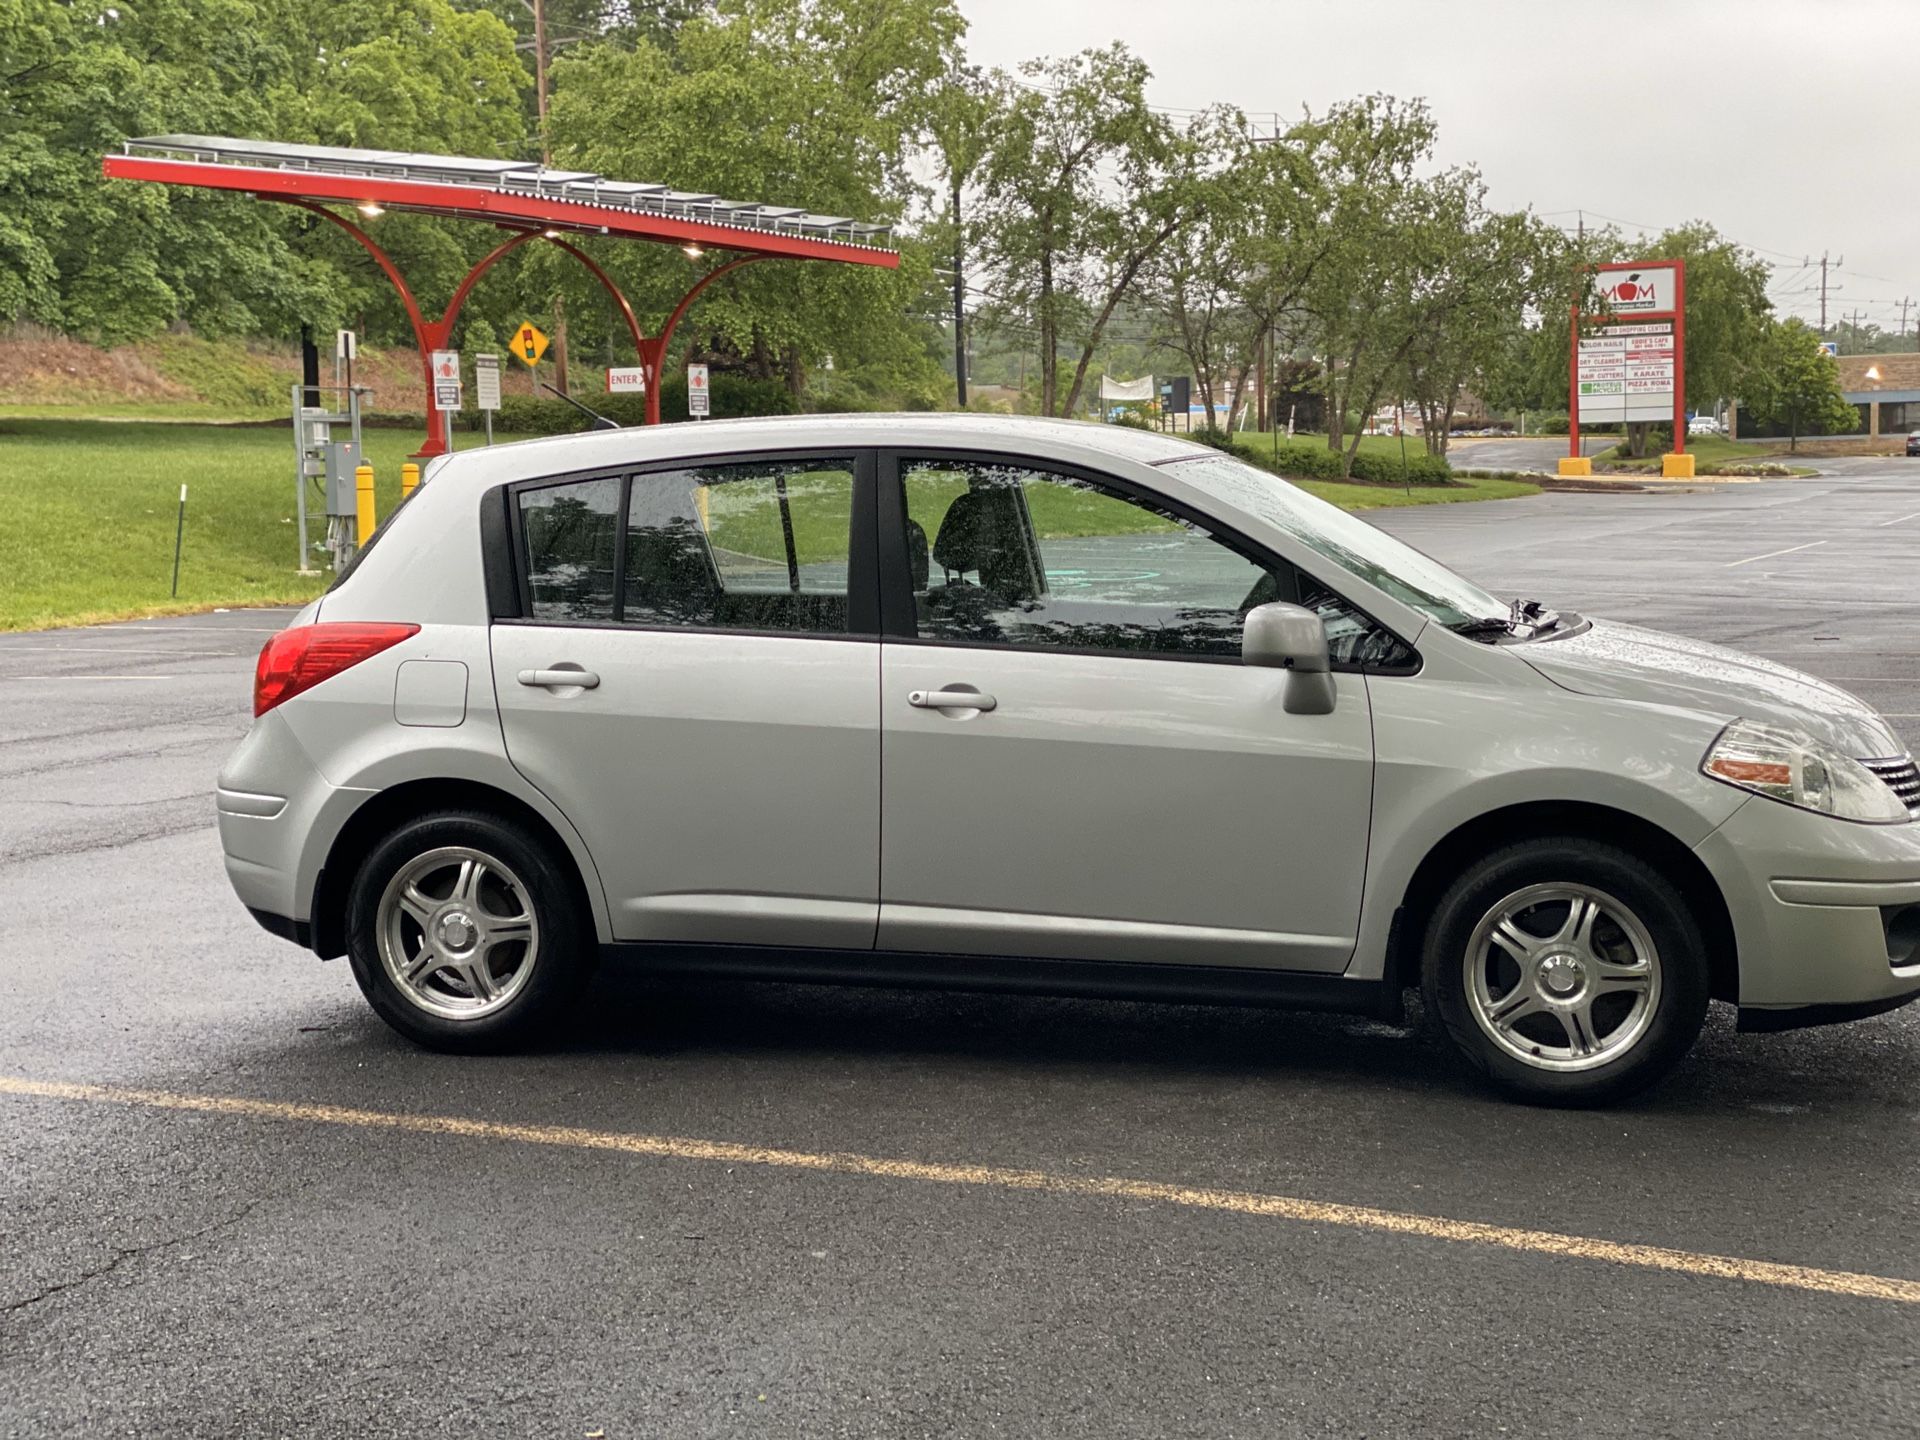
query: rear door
[{"left": 490, "top": 450, "right": 882, "bottom": 949}]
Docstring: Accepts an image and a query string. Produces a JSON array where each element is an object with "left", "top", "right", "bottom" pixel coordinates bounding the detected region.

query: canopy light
[
  {"left": 356, "top": 202, "right": 384, "bottom": 218},
  {"left": 682, "top": 242, "right": 705, "bottom": 259}
]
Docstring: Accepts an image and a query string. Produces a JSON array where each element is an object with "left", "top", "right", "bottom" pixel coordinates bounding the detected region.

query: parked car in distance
[
  {"left": 1687, "top": 414, "right": 1723, "bottom": 436},
  {"left": 219, "top": 415, "right": 1920, "bottom": 1105},
  {"left": 1906, "top": 430, "right": 1920, "bottom": 457}
]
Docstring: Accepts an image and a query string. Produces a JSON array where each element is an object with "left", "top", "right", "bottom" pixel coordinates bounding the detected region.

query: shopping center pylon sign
[{"left": 1569, "top": 259, "right": 1686, "bottom": 469}]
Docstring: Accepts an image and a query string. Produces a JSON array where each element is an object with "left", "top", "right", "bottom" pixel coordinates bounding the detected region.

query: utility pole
[
  {"left": 1816, "top": 251, "right": 1843, "bottom": 335},
  {"left": 1900, "top": 296, "right": 1915, "bottom": 347},
  {"left": 532, "top": 0, "right": 570, "bottom": 396},
  {"left": 951, "top": 177, "right": 967, "bottom": 408}
]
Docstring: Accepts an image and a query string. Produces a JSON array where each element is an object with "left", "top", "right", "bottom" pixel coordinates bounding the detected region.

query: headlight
[{"left": 1702, "top": 719, "right": 1908, "bottom": 824}]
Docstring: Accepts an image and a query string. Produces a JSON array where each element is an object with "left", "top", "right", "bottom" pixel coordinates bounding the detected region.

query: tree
[
  {"left": 1738, "top": 317, "right": 1857, "bottom": 451},
  {"left": 1400, "top": 210, "right": 1557, "bottom": 455},
  {"left": 1297, "top": 97, "right": 1544, "bottom": 476},
  {"left": 546, "top": 0, "right": 961, "bottom": 396},
  {"left": 0, "top": 0, "right": 529, "bottom": 345},
  {"left": 973, "top": 45, "right": 1211, "bottom": 418}
]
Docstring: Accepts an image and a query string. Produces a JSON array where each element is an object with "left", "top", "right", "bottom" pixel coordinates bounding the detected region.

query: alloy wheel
[
  {"left": 376, "top": 845, "right": 541, "bottom": 1020},
  {"left": 1461, "top": 882, "right": 1662, "bottom": 1073}
]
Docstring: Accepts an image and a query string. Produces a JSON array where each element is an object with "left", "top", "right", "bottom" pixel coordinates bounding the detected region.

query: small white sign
[
  {"left": 474, "top": 353, "right": 501, "bottom": 411},
  {"left": 336, "top": 329, "right": 357, "bottom": 361},
  {"left": 687, "top": 362, "right": 710, "bottom": 418},
  {"left": 430, "top": 348, "right": 462, "bottom": 409},
  {"left": 607, "top": 366, "right": 648, "bottom": 394}
]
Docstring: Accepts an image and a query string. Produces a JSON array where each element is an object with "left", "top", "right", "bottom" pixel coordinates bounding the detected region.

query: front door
[
  {"left": 491, "top": 452, "right": 881, "bottom": 949},
  {"left": 876, "top": 454, "right": 1376, "bottom": 972}
]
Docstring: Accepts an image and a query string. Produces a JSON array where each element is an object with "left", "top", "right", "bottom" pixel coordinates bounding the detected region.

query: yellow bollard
[
  {"left": 355, "top": 462, "right": 376, "bottom": 545},
  {"left": 401, "top": 462, "right": 420, "bottom": 500}
]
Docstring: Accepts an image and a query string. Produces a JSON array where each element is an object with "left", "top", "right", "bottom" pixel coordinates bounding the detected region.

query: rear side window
[
  {"left": 513, "top": 458, "right": 857, "bottom": 635},
  {"left": 519, "top": 476, "right": 622, "bottom": 622}
]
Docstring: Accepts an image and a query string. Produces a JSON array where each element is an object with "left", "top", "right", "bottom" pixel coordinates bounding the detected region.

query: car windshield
[{"left": 1160, "top": 453, "right": 1507, "bottom": 629}]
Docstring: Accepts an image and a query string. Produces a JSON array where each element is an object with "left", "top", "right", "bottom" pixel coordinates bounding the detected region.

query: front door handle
[
  {"left": 908, "top": 687, "right": 996, "bottom": 712},
  {"left": 518, "top": 667, "right": 600, "bottom": 690}
]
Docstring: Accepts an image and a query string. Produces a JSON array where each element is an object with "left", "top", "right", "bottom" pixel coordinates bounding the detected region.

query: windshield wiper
[
  {"left": 1449, "top": 599, "right": 1562, "bottom": 643},
  {"left": 1449, "top": 615, "right": 1514, "bottom": 640},
  {"left": 1510, "top": 597, "right": 1561, "bottom": 636}
]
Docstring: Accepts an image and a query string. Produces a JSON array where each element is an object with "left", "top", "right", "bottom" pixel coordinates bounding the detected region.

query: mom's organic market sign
[{"left": 1571, "top": 259, "right": 1686, "bottom": 453}]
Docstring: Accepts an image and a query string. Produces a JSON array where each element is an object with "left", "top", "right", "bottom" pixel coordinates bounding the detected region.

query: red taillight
[{"left": 254, "top": 622, "right": 420, "bottom": 716}]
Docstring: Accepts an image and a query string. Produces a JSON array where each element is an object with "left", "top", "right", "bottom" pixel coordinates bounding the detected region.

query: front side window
[
  {"left": 516, "top": 457, "right": 856, "bottom": 635},
  {"left": 895, "top": 458, "right": 1410, "bottom": 666}
]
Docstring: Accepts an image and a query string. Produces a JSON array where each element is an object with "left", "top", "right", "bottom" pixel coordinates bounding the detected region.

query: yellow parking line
[{"left": 6, "top": 1073, "right": 1916, "bottom": 1306}]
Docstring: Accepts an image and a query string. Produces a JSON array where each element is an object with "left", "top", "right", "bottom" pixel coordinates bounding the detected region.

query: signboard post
[
  {"left": 687, "top": 362, "right": 710, "bottom": 419},
  {"left": 431, "top": 348, "right": 462, "bottom": 453},
  {"left": 1568, "top": 260, "right": 1687, "bottom": 478},
  {"left": 474, "top": 352, "right": 501, "bottom": 445}
]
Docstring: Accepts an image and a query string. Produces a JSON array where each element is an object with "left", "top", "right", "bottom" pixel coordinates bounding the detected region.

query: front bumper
[{"left": 1695, "top": 796, "right": 1920, "bottom": 1020}]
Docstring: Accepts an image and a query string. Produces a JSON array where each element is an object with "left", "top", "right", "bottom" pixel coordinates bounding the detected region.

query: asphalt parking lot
[{"left": 6, "top": 463, "right": 1920, "bottom": 1438}]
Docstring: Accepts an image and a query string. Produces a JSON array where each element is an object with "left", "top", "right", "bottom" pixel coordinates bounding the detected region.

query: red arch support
[{"left": 284, "top": 200, "right": 760, "bottom": 455}]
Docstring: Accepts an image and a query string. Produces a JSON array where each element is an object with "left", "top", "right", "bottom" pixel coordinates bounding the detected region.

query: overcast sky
[{"left": 956, "top": 0, "right": 1916, "bottom": 334}]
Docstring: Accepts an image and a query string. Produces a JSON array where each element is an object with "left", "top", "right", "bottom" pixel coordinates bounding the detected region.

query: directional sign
[
  {"left": 335, "top": 329, "right": 356, "bottom": 361},
  {"left": 430, "top": 348, "right": 462, "bottom": 409},
  {"left": 511, "top": 321, "right": 550, "bottom": 366},
  {"left": 687, "top": 362, "right": 710, "bottom": 418},
  {"left": 607, "top": 365, "right": 648, "bottom": 394},
  {"left": 474, "top": 353, "right": 502, "bottom": 411}
]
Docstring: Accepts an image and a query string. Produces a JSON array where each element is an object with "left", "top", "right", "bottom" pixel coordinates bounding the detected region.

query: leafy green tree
[
  {"left": 0, "top": 0, "right": 528, "bottom": 344},
  {"left": 545, "top": 0, "right": 960, "bottom": 397},
  {"left": 1738, "top": 317, "right": 1857, "bottom": 451},
  {"left": 974, "top": 45, "right": 1212, "bottom": 418}
]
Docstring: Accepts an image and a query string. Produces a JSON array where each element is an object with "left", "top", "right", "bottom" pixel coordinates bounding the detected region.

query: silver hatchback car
[{"left": 219, "top": 415, "right": 1920, "bottom": 1104}]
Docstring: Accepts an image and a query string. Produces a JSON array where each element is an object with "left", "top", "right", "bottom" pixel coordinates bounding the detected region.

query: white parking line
[
  {"left": 1878, "top": 511, "right": 1920, "bottom": 527},
  {"left": 0, "top": 674, "right": 178, "bottom": 681},
  {"left": 1724, "top": 540, "right": 1827, "bottom": 568}
]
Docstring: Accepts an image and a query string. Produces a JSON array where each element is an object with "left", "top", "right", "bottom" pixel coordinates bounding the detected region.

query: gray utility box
[{"left": 322, "top": 437, "right": 363, "bottom": 513}]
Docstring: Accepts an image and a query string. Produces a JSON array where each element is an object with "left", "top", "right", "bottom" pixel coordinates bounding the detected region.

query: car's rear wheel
[
  {"left": 1421, "top": 837, "right": 1710, "bottom": 1105},
  {"left": 345, "top": 810, "right": 591, "bottom": 1051}
]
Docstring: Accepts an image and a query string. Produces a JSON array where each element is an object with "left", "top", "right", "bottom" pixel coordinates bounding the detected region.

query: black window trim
[
  {"left": 873, "top": 446, "right": 1421, "bottom": 675},
  {"left": 490, "top": 446, "right": 881, "bottom": 641}
]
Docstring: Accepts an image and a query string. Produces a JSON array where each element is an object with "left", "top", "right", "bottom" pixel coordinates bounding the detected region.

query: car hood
[{"left": 1521, "top": 618, "right": 1905, "bottom": 758}]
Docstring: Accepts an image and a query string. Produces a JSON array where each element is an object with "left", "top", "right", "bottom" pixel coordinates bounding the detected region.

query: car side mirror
[{"left": 1242, "top": 601, "right": 1336, "bottom": 715}]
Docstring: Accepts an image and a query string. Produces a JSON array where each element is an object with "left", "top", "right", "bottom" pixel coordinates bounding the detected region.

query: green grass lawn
[
  {"left": 0, "top": 419, "right": 1539, "bottom": 632},
  {"left": 1294, "top": 475, "right": 1540, "bottom": 509},
  {"left": 1591, "top": 435, "right": 1816, "bottom": 475},
  {"left": 0, "top": 419, "right": 467, "bottom": 631}
]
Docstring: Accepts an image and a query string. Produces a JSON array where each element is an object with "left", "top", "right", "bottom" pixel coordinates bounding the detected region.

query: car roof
[{"left": 428, "top": 412, "right": 1212, "bottom": 488}]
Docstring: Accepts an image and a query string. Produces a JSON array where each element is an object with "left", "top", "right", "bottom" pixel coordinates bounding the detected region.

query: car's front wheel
[
  {"left": 345, "top": 810, "right": 592, "bottom": 1051},
  {"left": 1421, "top": 837, "right": 1710, "bottom": 1105}
]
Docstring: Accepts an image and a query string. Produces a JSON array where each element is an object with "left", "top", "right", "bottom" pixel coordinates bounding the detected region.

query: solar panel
[{"left": 117, "top": 135, "right": 894, "bottom": 252}]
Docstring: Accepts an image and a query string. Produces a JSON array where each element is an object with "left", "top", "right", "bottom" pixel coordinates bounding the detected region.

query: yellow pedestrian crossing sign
[{"left": 512, "top": 321, "right": 550, "bottom": 366}]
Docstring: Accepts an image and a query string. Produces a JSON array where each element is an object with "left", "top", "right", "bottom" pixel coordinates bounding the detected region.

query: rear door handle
[
  {"left": 517, "top": 668, "right": 600, "bottom": 690},
  {"left": 908, "top": 688, "right": 996, "bottom": 712}
]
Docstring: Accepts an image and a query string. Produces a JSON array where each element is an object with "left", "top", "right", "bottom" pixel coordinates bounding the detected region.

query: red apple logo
[{"left": 1615, "top": 276, "right": 1640, "bottom": 301}]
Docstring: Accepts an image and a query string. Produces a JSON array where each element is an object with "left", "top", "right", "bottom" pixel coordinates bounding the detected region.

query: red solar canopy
[{"left": 104, "top": 136, "right": 900, "bottom": 452}]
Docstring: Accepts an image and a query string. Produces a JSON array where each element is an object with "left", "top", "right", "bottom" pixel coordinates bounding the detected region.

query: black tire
[
  {"left": 345, "top": 809, "right": 593, "bottom": 1052},
  {"left": 1420, "top": 836, "right": 1710, "bottom": 1106}
]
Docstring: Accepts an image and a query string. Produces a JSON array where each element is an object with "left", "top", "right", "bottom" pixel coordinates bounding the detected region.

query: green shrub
[{"left": 1237, "top": 440, "right": 1452, "bottom": 486}]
